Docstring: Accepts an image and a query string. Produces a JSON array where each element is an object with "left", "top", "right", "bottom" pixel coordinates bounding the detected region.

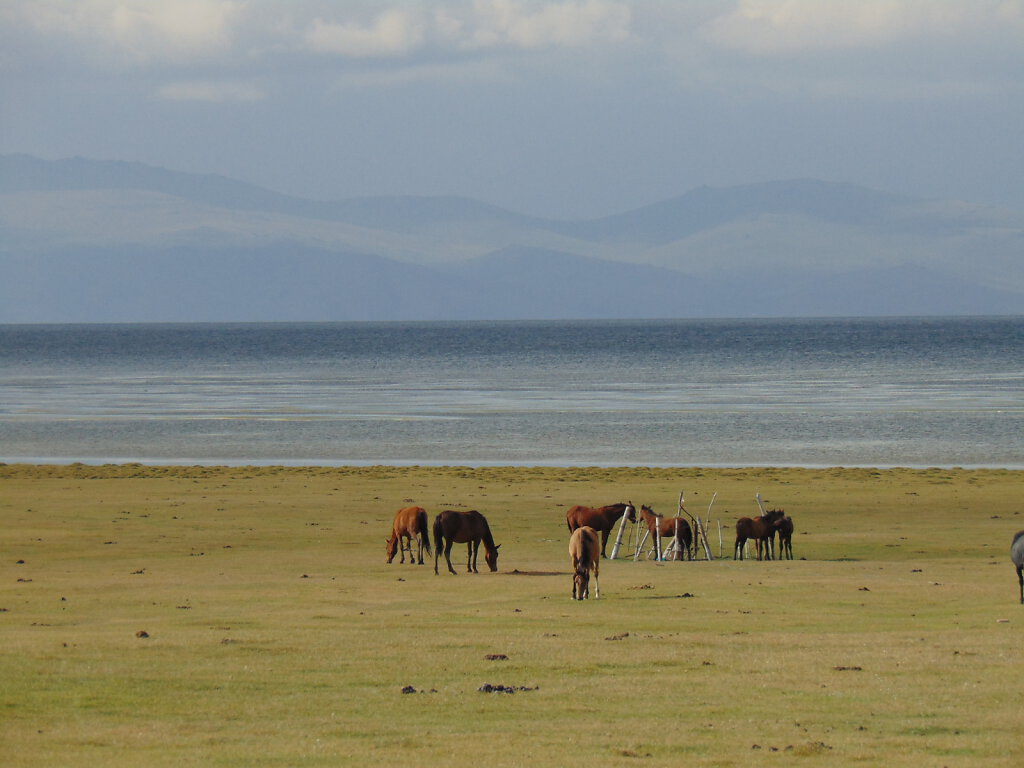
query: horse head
[
  {"left": 625, "top": 502, "right": 638, "bottom": 523},
  {"left": 485, "top": 543, "right": 500, "bottom": 572},
  {"left": 385, "top": 536, "right": 397, "bottom": 563},
  {"left": 574, "top": 565, "right": 590, "bottom": 599}
]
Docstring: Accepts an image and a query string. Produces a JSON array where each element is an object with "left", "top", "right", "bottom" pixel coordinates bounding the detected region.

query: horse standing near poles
[
  {"left": 638, "top": 504, "right": 693, "bottom": 560},
  {"left": 565, "top": 502, "right": 636, "bottom": 558},
  {"left": 385, "top": 506, "right": 432, "bottom": 565},
  {"left": 1012, "top": 530, "right": 1024, "bottom": 604},
  {"left": 774, "top": 514, "right": 795, "bottom": 560},
  {"left": 433, "top": 510, "right": 501, "bottom": 575},
  {"left": 734, "top": 509, "right": 785, "bottom": 560},
  {"left": 569, "top": 526, "right": 601, "bottom": 600}
]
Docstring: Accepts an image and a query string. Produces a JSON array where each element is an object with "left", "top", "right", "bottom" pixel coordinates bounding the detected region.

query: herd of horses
[
  {"left": 388, "top": 505, "right": 1024, "bottom": 604},
  {"left": 386, "top": 500, "right": 797, "bottom": 600}
]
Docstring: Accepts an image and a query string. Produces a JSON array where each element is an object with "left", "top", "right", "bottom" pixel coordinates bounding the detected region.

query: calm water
[{"left": 0, "top": 318, "right": 1021, "bottom": 467}]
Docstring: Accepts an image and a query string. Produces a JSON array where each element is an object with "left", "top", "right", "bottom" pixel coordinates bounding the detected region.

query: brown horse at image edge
[
  {"left": 433, "top": 510, "right": 500, "bottom": 575},
  {"left": 565, "top": 502, "right": 636, "bottom": 558},
  {"left": 385, "top": 506, "right": 431, "bottom": 565}
]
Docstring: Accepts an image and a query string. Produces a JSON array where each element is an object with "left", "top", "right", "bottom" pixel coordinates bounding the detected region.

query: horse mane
[{"left": 479, "top": 514, "right": 497, "bottom": 551}]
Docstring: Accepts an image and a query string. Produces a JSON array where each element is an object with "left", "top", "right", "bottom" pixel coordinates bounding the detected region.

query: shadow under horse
[{"left": 433, "top": 509, "right": 501, "bottom": 575}]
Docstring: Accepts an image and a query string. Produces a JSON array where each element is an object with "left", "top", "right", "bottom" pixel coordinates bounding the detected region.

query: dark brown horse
[
  {"left": 385, "top": 506, "right": 431, "bottom": 565},
  {"left": 569, "top": 526, "right": 601, "bottom": 599},
  {"left": 638, "top": 504, "right": 693, "bottom": 560},
  {"left": 734, "top": 509, "right": 785, "bottom": 560},
  {"left": 774, "top": 514, "right": 794, "bottom": 560},
  {"left": 565, "top": 502, "right": 636, "bottom": 558},
  {"left": 433, "top": 510, "right": 500, "bottom": 575},
  {"left": 1012, "top": 530, "right": 1024, "bottom": 604}
]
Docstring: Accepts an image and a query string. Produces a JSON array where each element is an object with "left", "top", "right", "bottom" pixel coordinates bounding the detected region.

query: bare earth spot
[
  {"left": 478, "top": 683, "right": 537, "bottom": 694},
  {"left": 484, "top": 654, "right": 509, "bottom": 661}
]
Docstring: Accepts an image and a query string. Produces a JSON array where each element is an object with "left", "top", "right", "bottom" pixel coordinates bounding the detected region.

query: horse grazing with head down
[
  {"left": 433, "top": 510, "right": 500, "bottom": 575},
  {"left": 638, "top": 504, "right": 693, "bottom": 560},
  {"left": 1012, "top": 530, "right": 1024, "bottom": 604},
  {"left": 569, "top": 526, "right": 601, "bottom": 600},
  {"left": 385, "top": 506, "right": 432, "bottom": 565},
  {"left": 734, "top": 509, "right": 786, "bottom": 561},
  {"left": 565, "top": 502, "right": 636, "bottom": 558}
]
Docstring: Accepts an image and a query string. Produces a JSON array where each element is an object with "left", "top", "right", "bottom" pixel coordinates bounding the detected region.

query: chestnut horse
[
  {"left": 638, "top": 504, "right": 693, "bottom": 560},
  {"left": 569, "top": 526, "right": 601, "bottom": 600},
  {"left": 774, "top": 514, "right": 794, "bottom": 560},
  {"left": 565, "top": 502, "right": 636, "bottom": 558},
  {"left": 433, "top": 510, "right": 500, "bottom": 575},
  {"left": 734, "top": 509, "right": 785, "bottom": 560},
  {"left": 385, "top": 506, "right": 431, "bottom": 565}
]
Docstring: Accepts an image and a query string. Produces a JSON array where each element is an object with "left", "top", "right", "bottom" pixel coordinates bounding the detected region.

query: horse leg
[
  {"left": 592, "top": 560, "right": 600, "bottom": 599},
  {"left": 600, "top": 529, "right": 609, "bottom": 558},
  {"left": 1018, "top": 565, "right": 1023, "bottom": 604},
  {"left": 734, "top": 536, "right": 743, "bottom": 560},
  {"left": 444, "top": 539, "right": 457, "bottom": 575}
]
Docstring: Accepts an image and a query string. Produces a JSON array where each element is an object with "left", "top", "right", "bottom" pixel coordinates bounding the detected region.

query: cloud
[
  {"left": 157, "top": 80, "right": 265, "bottom": 102},
  {"left": 305, "top": 9, "right": 425, "bottom": 58},
  {"left": 301, "top": 2, "right": 632, "bottom": 58},
  {"left": 703, "top": 0, "right": 1024, "bottom": 55},
  {"left": 459, "top": 0, "right": 633, "bottom": 49},
  {"left": 10, "top": 0, "right": 241, "bottom": 65}
]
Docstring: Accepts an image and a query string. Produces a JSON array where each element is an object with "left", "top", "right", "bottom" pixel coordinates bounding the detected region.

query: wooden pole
[
  {"left": 609, "top": 505, "right": 632, "bottom": 560},
  {"left": 634, "top": 529, "right": 649, "bottom": 561}
]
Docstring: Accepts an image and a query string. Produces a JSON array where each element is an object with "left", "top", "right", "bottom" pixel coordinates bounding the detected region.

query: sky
[{"left": 2, "top": 0, "right": 1023, "bottom": 219}]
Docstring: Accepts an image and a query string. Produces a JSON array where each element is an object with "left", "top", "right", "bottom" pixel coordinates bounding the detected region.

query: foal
[{"left": 569, "top": 526, "right": 601, "bottom": 600}]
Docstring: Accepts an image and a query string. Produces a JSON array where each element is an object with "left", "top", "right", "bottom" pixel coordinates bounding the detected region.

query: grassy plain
[{"left": 1, "top": 463, "right": 1022, "bottom": 767}]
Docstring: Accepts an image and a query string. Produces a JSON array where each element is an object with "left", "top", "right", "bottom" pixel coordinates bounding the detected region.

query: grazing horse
[
  {"left": 385, "top": 506, "right": 431, "bottom": 565},
  {"left": 1012, "top": 530, "right": 1024, "bottom": 604},
  {"left": 774, "top": 514, "right": 794, "bottom": 560},
  {"left": 569, "top": 526, "right": 601, "bottom": 600},
  {"left": 734, "top": 509, "right": 785, "bottom": 560},
  {"left": 565, "top": 502, "right": 636, "bottom": 558},
  {"left": 433, "top": 510, "right": 500, "bottom": 575},
  {"left": 638, "top": 504, "right": 693, "bottom": 560}
]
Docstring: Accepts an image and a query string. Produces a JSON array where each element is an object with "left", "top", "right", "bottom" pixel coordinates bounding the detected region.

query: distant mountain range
[{"left": 2, "top": 154, "right": 1022, "bottom": 322}]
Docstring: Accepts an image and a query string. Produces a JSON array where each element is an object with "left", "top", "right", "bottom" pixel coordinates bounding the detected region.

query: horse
[
  {"left": 637, "top": 504, "right": 693, "bottom": 560},
  {"left": 569, "top": 526, "right": 601, "bottom": 600},
  {"left": 565, "top": 502, "right": 636, "bottom": 558},
  {"left": 774, "top": 514, "right": 794, "bottom": 560},
  {"left": 734, "top": 509, "right": 786, "bottom": 560},
  {"left": 433, "top": 510, "right": 500, "bottom": 575},
  {"left": 1012, "top": 530, "right": 1024, "bottom": 604},
  {"left": 385, "top": 506, "right": 431, "bottom": 565}
]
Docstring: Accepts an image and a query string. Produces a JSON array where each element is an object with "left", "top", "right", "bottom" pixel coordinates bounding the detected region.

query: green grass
[{"left": 1, "top": 464, "right": 1022, "bottom": 766}]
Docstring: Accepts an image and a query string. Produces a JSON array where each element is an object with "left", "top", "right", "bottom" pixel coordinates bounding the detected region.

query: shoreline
[{"left": 2, "top": 456, "right": 1024, "bottom": 471}]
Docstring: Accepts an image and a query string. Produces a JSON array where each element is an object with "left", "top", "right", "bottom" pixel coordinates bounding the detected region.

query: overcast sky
[{"left": 2, "top": 0, "right": 1023, "bottom": 219}]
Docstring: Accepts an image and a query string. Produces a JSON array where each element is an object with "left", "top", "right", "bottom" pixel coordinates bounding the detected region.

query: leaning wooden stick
[{"left": 609, "top": 504, "right": 632, "bottom": 560}]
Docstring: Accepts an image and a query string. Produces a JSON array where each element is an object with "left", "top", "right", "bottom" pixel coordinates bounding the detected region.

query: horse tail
[
  {"left": 433, "top": 514, "right": 444, "bottom": 557},
  {"left": 418, "top": 508, "right": 432, "bottom": 556}
]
